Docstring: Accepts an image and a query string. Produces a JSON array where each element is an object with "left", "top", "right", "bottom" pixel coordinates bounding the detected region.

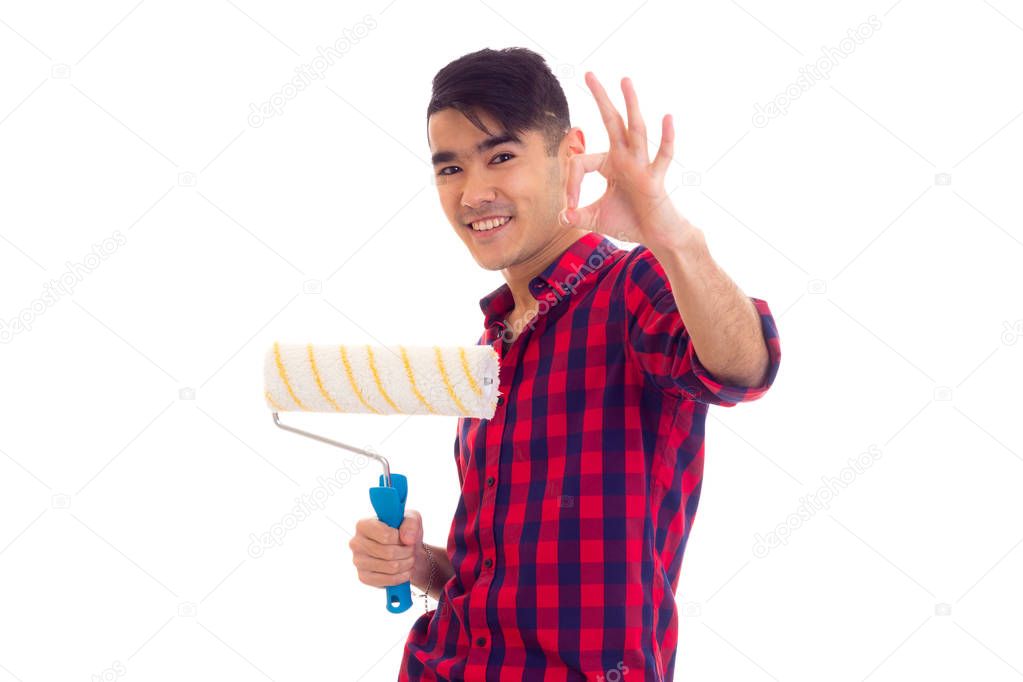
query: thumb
[{"left": 399, "top": 509, "right": 422, "bottom": 545}]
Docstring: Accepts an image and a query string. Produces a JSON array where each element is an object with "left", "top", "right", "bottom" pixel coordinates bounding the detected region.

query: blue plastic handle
[{"left": 368, "top": 472, "right": 412, "bottom": 614}]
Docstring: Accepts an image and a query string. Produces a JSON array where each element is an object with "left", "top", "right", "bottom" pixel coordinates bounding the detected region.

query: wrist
[
  {"left": 412, "top": 543, "right": 436, "bottom": 592},
  {"left": 647, "top": 220, "right": 705, "bottom": 265}
]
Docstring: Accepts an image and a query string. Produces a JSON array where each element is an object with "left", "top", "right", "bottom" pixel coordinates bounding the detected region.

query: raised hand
[{"left": 561, "top": 72, "right": 693, "bottom": 252}]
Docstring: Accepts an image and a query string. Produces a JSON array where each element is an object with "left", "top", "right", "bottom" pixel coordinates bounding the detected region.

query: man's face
[{"left": 428, "top": 107, "right": 581, "bottom": 272}]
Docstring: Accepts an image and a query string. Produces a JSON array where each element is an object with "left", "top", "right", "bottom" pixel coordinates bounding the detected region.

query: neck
[{"left": 502, "top": 228, "right": 589, "bottom": 315}]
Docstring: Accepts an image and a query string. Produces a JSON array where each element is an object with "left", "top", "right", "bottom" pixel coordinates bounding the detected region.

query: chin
[{"left": 472, "top": 255, "right": 506, "bottom": 271}]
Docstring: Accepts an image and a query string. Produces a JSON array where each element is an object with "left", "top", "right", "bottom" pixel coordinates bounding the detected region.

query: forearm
[
  {"left": 647, "top": 222, "right": 770, "bottom": 388},
  {"left": 412, "top": 543, "right": 455, "bottom": 601}
]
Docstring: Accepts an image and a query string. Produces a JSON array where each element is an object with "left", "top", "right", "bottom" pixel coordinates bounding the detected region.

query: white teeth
[{"left": 471, "top": 216, "right": 511, "bottom": 231}]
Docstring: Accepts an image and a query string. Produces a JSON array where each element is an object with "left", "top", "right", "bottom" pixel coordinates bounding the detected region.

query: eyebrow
[{"left": 431, "top": 132, "right": 522, "bottom": 166}]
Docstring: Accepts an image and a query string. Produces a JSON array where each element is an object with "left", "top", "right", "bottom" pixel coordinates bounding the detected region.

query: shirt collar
[{"left": 478, "top": 231, "right": 620, "bottom": 329}]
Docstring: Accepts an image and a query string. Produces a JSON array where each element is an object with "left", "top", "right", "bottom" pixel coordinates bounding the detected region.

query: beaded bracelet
[{"left": 416, "top": 543, "right": 437, "bottom": 614}]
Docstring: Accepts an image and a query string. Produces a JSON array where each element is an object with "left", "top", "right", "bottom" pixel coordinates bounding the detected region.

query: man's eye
[{"left": 436, "top": 153, "right": 514, "bottom": 177}]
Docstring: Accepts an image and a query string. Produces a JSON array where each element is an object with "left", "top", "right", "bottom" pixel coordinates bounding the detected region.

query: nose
[{"left": 460, "top": 172, "right": 496, "bottom": 210}]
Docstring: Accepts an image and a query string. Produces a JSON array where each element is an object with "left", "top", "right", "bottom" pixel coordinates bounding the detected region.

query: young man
[{"left": 349, "top": 47, "right": 781, "bottom": 681}]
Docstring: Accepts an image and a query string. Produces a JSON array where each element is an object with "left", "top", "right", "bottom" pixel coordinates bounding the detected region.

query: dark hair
[{"left": 427, "top": 47, "right": 571, "bottom": 157}]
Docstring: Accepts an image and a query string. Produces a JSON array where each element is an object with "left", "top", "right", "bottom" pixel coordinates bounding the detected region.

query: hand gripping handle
[{"left": 368, "top": 473, "right": 412, "bottom": 614}]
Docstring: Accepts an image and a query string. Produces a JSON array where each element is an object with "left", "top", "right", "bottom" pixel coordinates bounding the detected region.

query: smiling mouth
[{"left": 465, "top": 216, "right": 513, "bottom": 233}]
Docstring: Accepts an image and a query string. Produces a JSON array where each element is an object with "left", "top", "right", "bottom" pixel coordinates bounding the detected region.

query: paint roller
[{"left": 264, "top": 341, "right": 500, "bottom": 613}]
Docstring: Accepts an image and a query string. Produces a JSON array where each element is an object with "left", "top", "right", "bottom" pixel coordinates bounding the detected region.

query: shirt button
[
  {"left": 486, "top": 476, "right": 495, "bottom": 487},
  {"left": 484, "top": 558, "right": 493, "bottom": 568},
  {"left": 497, "top": 395, "right": 504, "bottom": 406},
  {"left": 476, "top": 636, "right": 486, "bottom": 647}
]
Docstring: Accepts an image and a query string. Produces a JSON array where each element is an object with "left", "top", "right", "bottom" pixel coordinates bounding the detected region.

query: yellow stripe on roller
[
  {"left": 435, "top": 346, "right": 470, "bottom": 415},
  {"left": 339, "top": 345, "right": 381, "bottom": 414},
  {"left": 366, "top": 346, "right": 401, "bottom": 414},
  {"left": 459, "top": 347, "right": 483, "bottom": 397},
  {"left": 400, "top": 346, "right": 437, "bottom": 415},
  {"left": 274, "top": 341, "right": 308, "bottom": 410},
  {"left": 264, "top": 390, "right": 286, "bottom": 411},
  {"left": 307, "top": 343, "right": 342, "bottom": 412}
]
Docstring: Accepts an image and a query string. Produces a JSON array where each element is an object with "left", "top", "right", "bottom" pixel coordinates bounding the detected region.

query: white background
[{"left": 1, "top": 1, "right": 1021, "bottom": 680}]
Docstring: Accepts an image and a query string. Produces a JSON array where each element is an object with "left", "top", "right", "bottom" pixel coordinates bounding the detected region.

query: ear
[
  {"left": 563, "top": 126, "right": 585, "bottom": 156},
  {"left": 558, "top": 128, "right": 586, "bottom": 182}
]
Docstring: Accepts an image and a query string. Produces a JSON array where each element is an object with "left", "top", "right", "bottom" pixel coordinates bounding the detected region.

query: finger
[
  {"left": 359, "top": 536, "right": 414, "bottom": 561},
  {"left": 398, "top": 510, "right": 421, "bottom": 545},
  {"left": 354, "top": 553, "right": 416, "bottom": 576},
  {"left": 621, "top": 77, "right": 648, "bottom": 160},
  {"left": 585, "top": 71, "right": 627, "bottom": 148},
  {"left": 651, "top": 114, "right": 675, "bottom": 179},
  {"left": 565, "top": 152, "right": 606, "bottom": 212},
  {"left": 358, "top": 569, "right": 413, "bottom": 588},
  {"left": 356, "top": 517, "right": 399, "bottom": 545}
]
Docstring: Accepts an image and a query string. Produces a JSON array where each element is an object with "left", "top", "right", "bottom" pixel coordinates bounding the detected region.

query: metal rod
[{"left": 272, "top": 412, "right": 391, "bottom": 487}]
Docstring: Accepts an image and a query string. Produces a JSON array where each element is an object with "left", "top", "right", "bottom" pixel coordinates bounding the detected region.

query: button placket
[
  {"left": 469, "top": 334, "right": 512, "bottom": 672},
  {"left": 460, "top": 237, "right": 622, "bottom": 672},
  {"left": 471, "top": 270, "right": 582, "bottom": 669}
]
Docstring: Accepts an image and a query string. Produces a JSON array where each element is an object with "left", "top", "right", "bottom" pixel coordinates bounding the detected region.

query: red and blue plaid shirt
[{"left": 399, "top": 231, "right": 781, "bottom": 681}]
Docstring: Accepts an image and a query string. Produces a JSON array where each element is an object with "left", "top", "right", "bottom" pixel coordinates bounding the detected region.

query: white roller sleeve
[{"left": 264, "top": 342, "right": 500, "bottom": 419}]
